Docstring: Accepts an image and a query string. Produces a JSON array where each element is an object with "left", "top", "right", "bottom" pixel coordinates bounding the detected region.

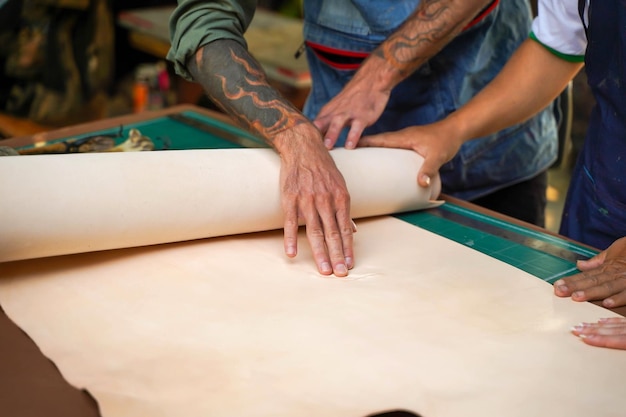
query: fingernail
[
  {"left": 604, "top": 298, "right": 615, "bottom": 307},
  {"left": 286, "top": 245, "right": 296, "bottom": 257},
  {"left": 351, "top": 220, "right": 358, "bottom": 233},
  {"left": 346, "top": 141, "right": 354, "bottom": 149},
  {"left": 345, "top": 257, "right": 354, "bottom": 269},
  {"left": 554, "top": 279, "right": 564, "bottom": 286},
  {"left": 321, "top": 262, "right": 332, "bottom": 274},
  {"left": 557, "top": 284, "right": 568, "bottom": 293},
  {"left": 324, "top": 138, "right": 332, "bottom": 148},
  {"left": 572, "top": 291, "right": 584, "bottom": 299},
  {"left": 571, "top": 323, "right": 584, "bottom": 332},
  {"left": 578, "top": 334, "right": 588, "bottom": 339},
  {"left": 421, "top": 175, "right": 431, "bottom": 186},
  {"left": 335, "top": 264, "right": 348, "bottom": 276}
]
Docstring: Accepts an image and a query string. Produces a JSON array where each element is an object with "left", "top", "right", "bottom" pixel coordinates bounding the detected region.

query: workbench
[{"left": 0, "top": 105, "right": 623, "bottom": 417}]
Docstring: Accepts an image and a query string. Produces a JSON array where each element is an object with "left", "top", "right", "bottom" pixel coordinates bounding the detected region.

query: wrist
[
  {"left": 352, "top": 55, "right": 398, "bottom": 94},
  {"left": 272, "top": 121, "right": 324, "bottom": 159},
  {"left": 441, "top": 112, "right": 473, "bottom": 147}
]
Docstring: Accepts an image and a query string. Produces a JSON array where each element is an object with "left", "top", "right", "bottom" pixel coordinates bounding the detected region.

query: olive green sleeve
[{"left": 167, "top": 0, "right": 257, "bottom": 80}]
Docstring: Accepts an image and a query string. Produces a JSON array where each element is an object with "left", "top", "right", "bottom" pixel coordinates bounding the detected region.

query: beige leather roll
[{"left": 0, "top": 148, "right": 441, "bottom": 262}]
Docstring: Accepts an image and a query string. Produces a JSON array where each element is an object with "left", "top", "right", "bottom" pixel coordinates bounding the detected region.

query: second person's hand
[
  {"left": 554, "top": 236, "right": 626, "bottom": 308},
  {"left": 571, "top": 317, "right": 626, "bottom": 349},
  {"left": 358, "top": 120, "right": 464, "bottom": 188}
]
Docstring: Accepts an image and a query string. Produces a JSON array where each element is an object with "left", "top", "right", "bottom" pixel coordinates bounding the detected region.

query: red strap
[
  {"left": 463, "top": 0, "right": 499, "bottom": 31},
  {"left": 304, "top": 41, "right": 370, "bottom": 59},
  {"left": 306, "top": 0, "right": 499, "bottom": 69}
]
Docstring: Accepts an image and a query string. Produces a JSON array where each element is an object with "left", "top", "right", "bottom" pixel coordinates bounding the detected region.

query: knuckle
[
  {"left": 587, "top": 273, "right": 601, "bottom": 286},
  {"left": 340, "top": 225, "right": 354, "bottom": 237},
  {"left": 335, "top": 194, "right": 350, "bottom": 209},
  {"left": 325, "top": 229, "right": 343, "bottom": 243},
  {"left": 306, "top": 227, "right": 325, "bottom": 241}
]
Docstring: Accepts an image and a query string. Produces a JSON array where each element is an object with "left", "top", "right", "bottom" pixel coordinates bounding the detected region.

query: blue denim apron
[
  {"left": 301, "top": 0, "right": 557, "bottom": 200},
  {"left": 560, "top": 0, "right": 626, "bottom": 249}
]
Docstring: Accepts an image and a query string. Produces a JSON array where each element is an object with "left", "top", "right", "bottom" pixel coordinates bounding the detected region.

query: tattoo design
[
  {"left": 188, "top": 40, "right": 307, "bottom": 146},
  {"left": 374, "top": 0, "right": 474, "bottom": 76}
]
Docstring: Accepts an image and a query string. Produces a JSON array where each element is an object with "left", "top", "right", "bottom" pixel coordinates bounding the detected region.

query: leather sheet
[
  {"left": 0, "top": 148, "right": 624, "bottom": 417},
  {"left": 1, "top": 217, "right": 625, "bottom": 417}
]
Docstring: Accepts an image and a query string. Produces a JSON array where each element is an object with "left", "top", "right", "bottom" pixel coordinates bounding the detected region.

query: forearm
[
  {"left": 186, "top": 39, "right": 351, "bottom": 277},
  {"left": 357, "top": 0, "right": 492, "bottom": 92},
  {"left": 445, "top": 39, "right": 583, "bottom": 142},
  {"left": 187, "top": 39, "right": 315, "bottom": 154}
]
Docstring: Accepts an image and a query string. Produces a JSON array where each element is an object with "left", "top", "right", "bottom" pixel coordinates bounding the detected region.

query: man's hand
[
  {"left": 277, "top": 124, "right": 354, "bottom": 277},
  {"left": 359, "top": 121, "right": 463, "bottom": 188},
  {"left": 313, "top": 0, "right": 492, "bottom": 150},
  {"left": 188, "top": 40, "right": 354, "bottom": 276},
  {"left": 313, "top": 69, "right": 391, "bottom": 150},
  {"left": 554, "top": 237, "right": 626, "bottom": 308}
]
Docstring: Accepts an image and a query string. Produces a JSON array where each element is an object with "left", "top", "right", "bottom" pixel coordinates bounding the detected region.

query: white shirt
[{"left": 530, "top": 0, "right": 587, "bottom": 61}]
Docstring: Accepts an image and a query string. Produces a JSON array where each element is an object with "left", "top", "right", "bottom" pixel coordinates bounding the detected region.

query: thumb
[
  {"left": 358, "top": 133, "right": 390, "bottom": 148},
  {"left": 577, "top": 250, "right": 607, "bottom": 271},
  {"left": 417, "top": 157, "right": 441, "bottom": 188}
]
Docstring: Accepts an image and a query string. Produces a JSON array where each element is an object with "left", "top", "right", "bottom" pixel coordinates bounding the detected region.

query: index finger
[
  {"left": 358, "top": 132, "right": 412, "bottom": 149},
  {"left": 300, "top": 197, "right": 350, "bottom": 277},
  {"left": 322, "top": 116, "right": 351, "bottom": 149},
  {"left": 282, "top": 195, "right": 299, "bottom": 258},
  {"left": 555, "top": 268, "right": 626, "bottom": 302}
]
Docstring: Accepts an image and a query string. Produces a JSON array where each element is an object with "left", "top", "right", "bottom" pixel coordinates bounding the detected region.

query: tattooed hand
[
  {"left": 276, "top": 123, "right": 354, "bottom": 277},
  {"left": 314, "top": 0, "right": 492, "bottom": 149},
  {"left": 188, "top": 40, "right": 354, "bottom": 276}
]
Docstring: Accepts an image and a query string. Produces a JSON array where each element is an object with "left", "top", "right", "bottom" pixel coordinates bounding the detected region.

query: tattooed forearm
[
  {"left": 187, "top": 39, "right": 308, "bottom": 146},
  {"left": 372, "top": 0, "right": 491, "bottom": 77}
]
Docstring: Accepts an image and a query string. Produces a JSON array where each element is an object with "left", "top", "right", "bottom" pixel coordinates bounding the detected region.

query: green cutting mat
[
  {"left": 23, "top": 109, "right": 597, "bottom": 283},
  {"left": 17, "top": 110, "right": 263, "bottom": 151},
  {"left": 396, "top": 206, "right": 597, "bottom": 283}
]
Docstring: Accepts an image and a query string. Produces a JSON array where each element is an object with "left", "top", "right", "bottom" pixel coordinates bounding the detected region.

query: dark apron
[{"left": 560, "top": 0, "right": 626, "bottom": 249}]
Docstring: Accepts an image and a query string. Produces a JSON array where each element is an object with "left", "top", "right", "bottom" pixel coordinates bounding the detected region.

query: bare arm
[
  {"left": 187, "top": 40, "right": 354, "bottom": 277},
  {"left": 445, "top": 40, "right": 583, "bottom": 142},
  {"left": 315, "top": 0, "right": 493, "bottom": 148},
  {"left": 360, "top": 39, "right": 584, "bottom": 187}
]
